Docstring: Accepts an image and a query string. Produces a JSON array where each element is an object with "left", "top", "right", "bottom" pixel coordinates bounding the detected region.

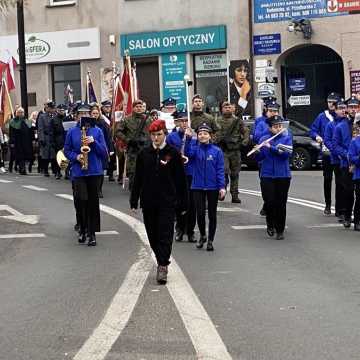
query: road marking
[
  {"left": 95, "top": 230, "right": 119, "bottom": 235},
  {"left": 232, "top": 225, "right": 267, "bottom": 230},
  {"left": 0, "top": 179, "right": 13, "bottom": 183},
  {"left": 22, "top": 185, "right": 48, "bottom": 192},
  {"left": 0, "top": 205, "right": 39, "bottom": 224},
  {"left": 0, "top": 233, "right": 46, "bottom": 239},
  {"left": 56, "top": 193, "right": 233, "bottom": 360},
  {"left": 217, "top": 207, "right": 249, "bottom": 213},
  {"left": 307, "top": 223, "right": 344, "bottom": 229}
]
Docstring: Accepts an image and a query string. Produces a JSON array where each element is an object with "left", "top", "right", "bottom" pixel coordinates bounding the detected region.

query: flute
[{"left": 247, "top": 128, "right": 286, "bottom": 157}]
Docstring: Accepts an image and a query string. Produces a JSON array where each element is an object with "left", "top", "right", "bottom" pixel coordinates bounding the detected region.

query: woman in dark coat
[{"left": 9, "top": 107, "right": 33, "bottom": 175}]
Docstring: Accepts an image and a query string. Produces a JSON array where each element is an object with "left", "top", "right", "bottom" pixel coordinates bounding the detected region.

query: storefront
[{"left": 120, "top": 25, "right": 228, "bottom": 110}]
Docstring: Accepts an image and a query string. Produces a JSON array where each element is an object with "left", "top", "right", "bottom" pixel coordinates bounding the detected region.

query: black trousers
[
  {"left": 339, "top": 168, "right": 354, "bottom": 220},
  {"left": 72, "top": 181, "right": 81, "bottom": 227},
  {"left": 42, "top": 159, "right": 58, "bottom": 175},
  {"left": 193, "top": 190, "right": 219, "bottom": 242},
  {"left": 334, "top": 164, "right": 342, "bottom": 214},
  {"left": 175, "top": 175, "right": 196, "bottom": 236},
  {"left": 261, "top": 178, "right": 291, "bottom": 234},
  {"left": 143, "top": 207, "right": 175, "bottom": 266},
  {"left": 73, "top": 176, "right": 101, "bottom": 235},
  {"left": 107, "top": 153, "right": 116, "bottom": 177},
  {"left": 322, "top": 155, "right": 334, "bottom": 208},
  {"left": 353, "top": 180, "right": 360, "bottom": 224}
]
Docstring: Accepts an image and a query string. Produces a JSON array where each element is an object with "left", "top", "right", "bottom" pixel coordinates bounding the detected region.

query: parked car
[{"left": 241, "top": 119, "right": 321, "bottom": 171}]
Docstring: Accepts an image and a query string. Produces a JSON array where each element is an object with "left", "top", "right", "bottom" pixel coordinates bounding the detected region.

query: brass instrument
[
  {"left": 80, "top": 126, "right": 91, "bottom": 170},
  {"left": 56, "top": 149, "right": 69, "bottom": 170}
]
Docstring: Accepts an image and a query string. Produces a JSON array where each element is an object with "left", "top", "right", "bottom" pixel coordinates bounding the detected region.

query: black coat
[
  {"left": 52, "top": 115, "right": 65, "bottom": 151},
  {"left": 9, "top": 118, "right": 33, "bottom": 161},
  {"left": 130, "top": 143, "right": 188, "bottom": 211}
]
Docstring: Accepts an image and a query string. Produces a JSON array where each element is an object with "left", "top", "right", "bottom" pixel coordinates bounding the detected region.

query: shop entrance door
[
  {"left": 135, "top": 57, "right": 160, "bottom": 110},
  {"left": 281, "top": 45, "right": 344, "bottom": 126}
]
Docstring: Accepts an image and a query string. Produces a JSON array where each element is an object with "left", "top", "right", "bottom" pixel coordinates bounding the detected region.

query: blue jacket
[
  {"left": 64, "top": 124, "right": 108, "bottom": 178},
  {"left": 309, "top": 110, "right": 335, "bottom": 140},
  {"left": 251, "top": 115, "right": 266, "bottom": 142},
  {"left": 166, "top": 129, "right": 193, "bottom": 176},
  {"left": 255, "top": 131, "right": 292, "bottom": 178},
  {"left": 323, "top": 117, "right": 342, "bottom": 165},
  {"left": 333, "top": 117, "right": 352, "bottom": 168},
  {"left": 348, "top": 137, "right": 360, "bottom": 180},
  {"left": 184, "top": 140, "right": 225, "bottom": 190},
  {"left": 253, "top": 116, "right": 268, "bottom": 144}
]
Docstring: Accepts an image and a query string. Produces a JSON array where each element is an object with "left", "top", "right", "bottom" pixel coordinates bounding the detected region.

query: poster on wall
[
  {"left": 254, "top": 0, "right": 346, "bottom": 23},
  {"left": 100, "top": 67, "right": 114, "bottom": 103},
  {"left": 229, "top": 60, "right": 252, "bottom": 117},
  {"left": 350, "top": 70, "right": 360, "bottom": 94}
]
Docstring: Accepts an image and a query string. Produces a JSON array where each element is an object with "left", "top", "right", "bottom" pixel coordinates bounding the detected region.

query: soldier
[
  {"left": 216, "top": 101, "right": 248, "bottom": 203},
  {"left": 190, "top": 94, "right": 219, "bottom": 133},
  {"left": 116, "top": 99, "right": 151, "bottom": 190}
]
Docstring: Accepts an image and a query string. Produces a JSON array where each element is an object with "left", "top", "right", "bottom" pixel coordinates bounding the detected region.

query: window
[
  {"left": 48, "top": 0, "right": 76, "bottom": 7},
  {"left": 51, "top": 63, "right": 81, "bottom": 105},
  {"left": 194, "top": 53, "right": 227, "bottom": 113},
  {"left": 28, "top": 92, "right": 37, "bottom": 107}
]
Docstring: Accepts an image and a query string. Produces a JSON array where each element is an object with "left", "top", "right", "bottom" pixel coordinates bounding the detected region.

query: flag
[
  {"left": 121, "top": 55, "right": 134, "bottom": 115},
  {"left": 112, "top": 74, "right": 125, "bottom": 114},
  {"left": 0, "top": 50, "right": 17, "bottom": 91},
  {"left": 0, "top": 77, "right": 14, "bottom": 128},
  {"left": 86, "top": 71, "right": 97, "bottom": 103},
  {"left": 64, "top": 83, "right": 74, "bottom": 104}
]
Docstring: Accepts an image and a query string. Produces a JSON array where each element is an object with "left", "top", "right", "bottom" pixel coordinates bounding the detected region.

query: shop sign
[
  {"left": 161, "top": 53, "right": 187, "bottom": 108},
  {"left": 253, "top": 34, "right": 281, "bottom": 55},
  {"left": 350, "top": 70, "right": 360, "bottom": 93},
  {"left": 254, "top": 0, "right": 345, "bottom": 23},
  {"left": 120, "top": 25, "right": 227, "bottom": 56},
  {"left": 0, "top": 28, "right": 100, "bottom": 64},
  {"left": 195, "top": 53, "right": 227, "bottom": 72},
  {"left": 288, "top": 95, "right": 311, "bottom": 106},
  {"left": 289, "top": 78, "right": 306, "bottom": 92},
  {"left": 258, "top": 83, "right": 275, "bottom": 97},
  {"left": 328, "top": 0, "right": 360, "bottom": 12}
]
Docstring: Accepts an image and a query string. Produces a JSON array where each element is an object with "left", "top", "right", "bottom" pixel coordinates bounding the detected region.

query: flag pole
[
  {"left": 86, "top": 68, "right": 90, "bottom": 103},
  {"left": 126, "top": 51, "right": 134, "bottom": 106}
]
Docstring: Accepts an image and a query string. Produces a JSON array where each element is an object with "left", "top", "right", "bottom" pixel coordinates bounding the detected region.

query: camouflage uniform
[
  {"left": 190, "top": 111, "right": 219, "bottom": 133},
  {"left": 115, "top": 112, "right": 151, "bottom": 189},
  {"left": 216, "top": 114, "right": 249, "bottom": 198}
]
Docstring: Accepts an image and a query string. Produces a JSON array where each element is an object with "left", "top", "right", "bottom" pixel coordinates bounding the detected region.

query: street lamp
[{"left": 287, "top": 19, "right": 313, "bottom": 40}]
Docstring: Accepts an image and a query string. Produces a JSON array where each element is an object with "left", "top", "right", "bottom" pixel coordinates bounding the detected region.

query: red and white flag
[{"left": 121, "top": 55, "right": 134, "bottom": 116}]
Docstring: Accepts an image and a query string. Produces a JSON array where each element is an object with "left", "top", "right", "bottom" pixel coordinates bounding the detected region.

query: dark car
[{"left": 241, "top": 119, "right": 321, "bottom": 171}]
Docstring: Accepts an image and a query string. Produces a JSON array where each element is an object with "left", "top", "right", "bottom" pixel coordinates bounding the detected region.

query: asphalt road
[{"left": 1, "top": 170, "right": 360, "bottom": 360}]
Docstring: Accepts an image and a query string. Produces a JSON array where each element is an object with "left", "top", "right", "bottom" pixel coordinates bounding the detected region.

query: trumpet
[
  {"left": 80, "top": 126, "right": 91, "bottom": 170},
  {"left": 56, "top": 149, "right": 69, "bottom": 170}
]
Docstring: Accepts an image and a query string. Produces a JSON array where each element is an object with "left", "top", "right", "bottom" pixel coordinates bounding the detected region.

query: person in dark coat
[
  {"left": 8, "top": 107, "right": 33, "bottom": 175},
  {"left": 130, "top": 120, "right": 188, "bottom": 285},
  {"left": 51, "top": 104, "right": 66, "bottom": 179}
]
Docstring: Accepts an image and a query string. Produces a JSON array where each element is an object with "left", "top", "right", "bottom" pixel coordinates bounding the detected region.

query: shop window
[
  {"left": 48, "top": 0, "right": 76, "bottom": 7},
  {"left": 51, "top": 63, "right": 81, "bottom": 105},
  {"left": 28, "top": 92, "right": 37, "bottom": 107},
  {"left": 194, "top": 53, "right": 227, "bottom": 113}
]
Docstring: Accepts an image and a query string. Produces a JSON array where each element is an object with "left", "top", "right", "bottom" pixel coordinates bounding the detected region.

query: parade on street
[{"left": 3, "top": 0, "right": 360, "bottom": 359}]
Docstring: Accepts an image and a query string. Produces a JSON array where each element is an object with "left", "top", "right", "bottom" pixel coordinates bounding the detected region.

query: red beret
[{"left": 148, "top": 119, "right": 167, "bottom": 133}]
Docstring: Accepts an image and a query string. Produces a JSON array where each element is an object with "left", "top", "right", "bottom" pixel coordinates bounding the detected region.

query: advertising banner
[{"left": 350, "top": 70, "right": 360, "bottom": 94}]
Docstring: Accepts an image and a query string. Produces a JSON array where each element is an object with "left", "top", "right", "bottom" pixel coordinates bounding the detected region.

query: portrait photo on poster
[
  {"left": 101, "top": 67, "right": 114, "bottom": 103},
  {"left": 229, "top": 60, "right": 252, "bottom": 116}
]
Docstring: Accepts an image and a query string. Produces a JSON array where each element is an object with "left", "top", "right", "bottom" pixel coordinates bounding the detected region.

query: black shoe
[
  {"left": 156, "top": 265, "right": 168, "bottom": 285},
  {"left": 108, "top": 175, "right": 115, "bottom": 182},
  {"left": 187, "top": 234, "right": 197, "bottom": 243},
  {"left": 276, "top": 232, "right": 285, "bottom": 240},
  {"left": 98, "top": 191, "right": 104, "bottom": 198},
  {"left": 78, "top": 233, "right": 86, "bottom": 244},
  {"left": 354, "top": 223, "right": 360, "bottom": 231},
  {"left": 44, "top": 172, "right": 50, "bottom": 177},
  {"left": 196, "top": 235, "right": 207, "bottom": 249},
  {"left": 260, "top": 207, "right": 266, "bottom": 216},
  {"left": 231, "top": 194, "right": 241, "bottom": 204},
  {"left": 19, "top": 170, "right": 27, "bottom": 175},
  {"left": 206, "top": 241, "right": 214, "bottom": 251},
  {"left": 175, "top": 230, "right": 184, "bottom": 242},
  {"left": 343, "top": 219, "right": 351, "bottom": 228},
  {"left": 55, "top": 173, "right": 62, "bottom": 180},
  {"left": 323, "top": 206, "right": 331, "bottom": 216},
  {"left": 267, "top": 226, "right": 275, "bottom": 237},
  {"left": 337, "top": 214, "right": 345, "bottom": 223},
  {"left": 87, "top": 234, "right": 97, "bottom": 246}
]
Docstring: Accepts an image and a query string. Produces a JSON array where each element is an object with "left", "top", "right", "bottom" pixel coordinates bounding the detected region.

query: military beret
[{"left": 148, "top": 119, "right": 167, "bottom": 133}]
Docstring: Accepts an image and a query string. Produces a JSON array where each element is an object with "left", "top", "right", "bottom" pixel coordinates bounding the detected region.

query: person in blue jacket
[
  {"left": 166, "top": 110, "right": 197, "bottom": 243},
  {"left": 254, "top": 115, "right": 293, "bottom": 240},
  {"left": 333, "top": 99, "right": 354, "bottom": 228},
  {"left": 348, "top": 116, "right": 360, "bottom": 231},
  {"left": 309, "top": 92, "right": 340, "bottom": 215},
  {"left": 184, "top": 123, "right": 226, "bottom": 251},
  {"left": 253, "top": 100, "right": 280, "bottom": 144},
  {"left": 64, "top": 111, "right": 108, "bottom": 246},
  {"left": 323, "top": 98, "right": 345, "bottom": 217}
]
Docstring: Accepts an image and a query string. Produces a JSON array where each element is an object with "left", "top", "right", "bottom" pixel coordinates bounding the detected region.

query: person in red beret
[{"left": 130, "top": 119, "right": 188, "bottom": 284}]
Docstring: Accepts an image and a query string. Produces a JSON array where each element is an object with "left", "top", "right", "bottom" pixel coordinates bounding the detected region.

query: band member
[
  {"left": 333, "top": 99, "right": 354, "bottom": 228},
  {"left": 254, "top": 115, "right": 293, "bottom": 240},
  {"left": 347, "top": 96, "right": 359, "bottom": 122},
  {"left": 190, "top": 94, "right": 219, "bottom": 133},
  {"left": 116, "top": 99, "right": 151, "bottom": 190},
  {"left": 64, "top": 108, "right": 108, "bottom": 246},
  {"left": 309, "top": 93, "right": 340, "bottom": 215},
  {"left": 167, "top": 110, "right": 197, "bottom": 243},
  {"left": 130, "top": 120, "right": 188, "bottom": 284},
  {"left": 216, "top": 101, "right": 249, "bottom": 203},
  {"left": 349, "top": 115, "right": 360, "bottom": 231},
  {"left": 184, "top": 123, "right": 226, "bottom": 251}
]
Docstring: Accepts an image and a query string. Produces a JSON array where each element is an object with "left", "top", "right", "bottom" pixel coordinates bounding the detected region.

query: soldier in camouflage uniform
[
  {"left": 115, "top": 99, "right": 151, "bottom": 190},
  {"left": 216, "top": 101, "right": 249, "bottom": 203},
  {"left": 190, "top": 94, "right": 219, "bottom": 133}
]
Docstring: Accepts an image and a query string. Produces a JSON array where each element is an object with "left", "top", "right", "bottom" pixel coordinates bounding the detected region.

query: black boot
[
  {"left": 87, "top": 233, "right": 97, "bottom": 246},
  {"left": 267, "top": 226, "right": 275, "bottom": 237},
  {"left": 206, "top": 240, "right": 214, "bottom": 251},
  {"left": 78, "top": 233, "right": 86, "bottom": 244},
  {"left": 343, "top": 218, "right": 351, "bottom": 228},
  {"left": 187, "top": 233, "right": 197, "bottom": 243},
  {"left": 175, "top": 230, "right": 184, "bottom": 242},
  {"left": 231, "top": 194, "right": 241, "bottom": 204},
  {"left": 196, "top": 235, "right": 207, "bottom": 249}
]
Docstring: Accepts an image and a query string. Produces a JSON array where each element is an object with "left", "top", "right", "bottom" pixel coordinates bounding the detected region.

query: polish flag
[{"left": 121, "top": 57, "right": 134, "bottom": 115}]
